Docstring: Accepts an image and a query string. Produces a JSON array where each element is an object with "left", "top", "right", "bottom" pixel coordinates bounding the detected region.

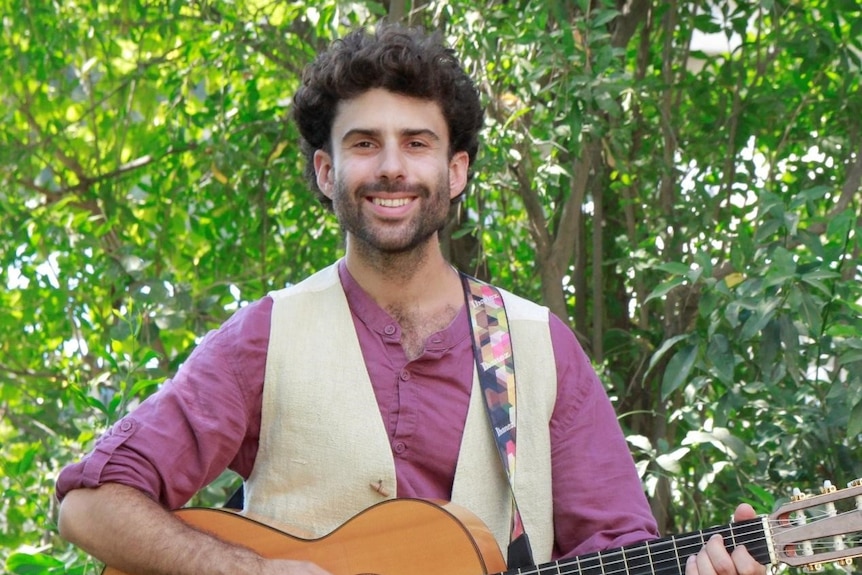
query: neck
[{"left": 343, "top": 234, "right": 461, "bottom": 311}]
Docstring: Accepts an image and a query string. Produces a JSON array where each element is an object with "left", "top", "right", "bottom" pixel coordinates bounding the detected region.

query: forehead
[{"left": 331, "top": 88, "right": 449, "bottom": 141}]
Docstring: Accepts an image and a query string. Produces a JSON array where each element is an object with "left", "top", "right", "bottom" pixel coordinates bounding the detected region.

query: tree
[
  {"left": 1, "top": 0, "right": 860, "bottom": 573},
  {"left": 439, "top": 0, "right": 862, "bottom": 535}
]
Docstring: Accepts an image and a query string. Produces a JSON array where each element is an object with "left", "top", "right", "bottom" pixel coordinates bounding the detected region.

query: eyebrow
[{"left": 341, "top": 128, "right": 442, "bottom": 143}]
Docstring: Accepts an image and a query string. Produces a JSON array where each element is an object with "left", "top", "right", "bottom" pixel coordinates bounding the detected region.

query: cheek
[{"left": 335, "top": 159, "right": 369, "bottom": 185}]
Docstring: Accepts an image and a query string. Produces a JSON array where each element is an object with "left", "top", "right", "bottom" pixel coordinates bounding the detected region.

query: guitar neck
[{"left": 520, "top": 518, "right": 771, "bottom": 575}]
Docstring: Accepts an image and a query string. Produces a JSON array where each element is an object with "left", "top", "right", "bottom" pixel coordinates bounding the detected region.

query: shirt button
[
  {"left": 394, "top": 441, "right": 407, "bottom": 454},
  {"left": 119, "top": 420, "right": 133, "bottom": 432},
  {"left": 384, "top": 325, "right": 397, "bottom": 336},
  {"left": 399, "top": 370, "right": 410, "bottom": 381}
]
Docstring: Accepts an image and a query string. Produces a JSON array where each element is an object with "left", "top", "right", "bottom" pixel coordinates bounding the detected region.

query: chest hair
[{"left": 388, "top": 304, "right": 461, "bottom": 361}]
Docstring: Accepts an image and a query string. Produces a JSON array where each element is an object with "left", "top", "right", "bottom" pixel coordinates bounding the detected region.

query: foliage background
[{"left": 1, "top": 0, "right": 860, "bottom": 573}]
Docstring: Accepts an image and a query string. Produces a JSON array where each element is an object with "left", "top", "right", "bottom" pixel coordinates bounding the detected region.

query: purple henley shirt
[{"left": 56, "top": 261, "right": 658, "bottom": 559}]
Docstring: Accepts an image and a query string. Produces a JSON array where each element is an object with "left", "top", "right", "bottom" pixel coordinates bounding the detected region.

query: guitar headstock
[{"left": 769, "top": 479, "right": 862, "bottom": 572}]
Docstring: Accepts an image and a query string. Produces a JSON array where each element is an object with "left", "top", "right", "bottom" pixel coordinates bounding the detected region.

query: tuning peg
[
  {"left": 791, "top": 487, "right": 809, "bottom": 502},
  {"left": 820, "top": 480, "right": 837, "bottom": 494}
]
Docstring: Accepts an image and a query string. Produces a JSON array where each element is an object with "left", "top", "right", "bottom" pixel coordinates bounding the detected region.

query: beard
[{"left": 331, "top": 173, "right": 452, "bottom": 256}]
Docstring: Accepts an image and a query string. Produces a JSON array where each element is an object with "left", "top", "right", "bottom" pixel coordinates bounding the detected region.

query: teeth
[{"left": 373, "top": 197, "right": 412, "bottom": 207}]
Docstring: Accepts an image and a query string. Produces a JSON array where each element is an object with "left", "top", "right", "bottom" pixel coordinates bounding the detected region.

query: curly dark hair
[{"left": 292, "top": 23, "right": 485, "bottom": 210}]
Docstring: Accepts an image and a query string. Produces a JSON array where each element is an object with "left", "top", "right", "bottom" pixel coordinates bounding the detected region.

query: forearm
[{"left": 58, "top": 483, "right": 266, "bottom": 575}]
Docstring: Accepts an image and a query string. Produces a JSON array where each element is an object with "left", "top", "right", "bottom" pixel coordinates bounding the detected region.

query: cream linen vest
[{"left": 244, "top": 263, "right": 559, "bottom": 562}]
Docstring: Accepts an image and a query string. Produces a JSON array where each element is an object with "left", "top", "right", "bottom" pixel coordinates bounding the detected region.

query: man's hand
[
  {"left": 685, "top": 504, "right": 767, "bottom": 575},
  {"left": 59, "top": 484, "right": 336, "bottom": 575}
]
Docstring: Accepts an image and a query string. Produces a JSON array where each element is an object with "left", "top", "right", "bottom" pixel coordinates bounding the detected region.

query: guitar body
[
  {"left": 101, "top": 481, "right": 862, "bottom": 575},
  {"left": 102, "top": 499, "right": 508, "bottom": 575}
]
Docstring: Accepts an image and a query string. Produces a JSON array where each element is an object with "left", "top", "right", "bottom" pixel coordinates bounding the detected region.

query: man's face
[{"left": 313, "top": 88, "right": 468, "bottom": 255}]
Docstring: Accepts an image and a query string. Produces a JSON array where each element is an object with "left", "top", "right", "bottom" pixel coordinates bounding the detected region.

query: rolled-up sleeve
[
  {"left": 57, "top": 417, "right": 139, "bottom": 491},
  {"left": 56, "top": 297, "right": 272, "bottom": 509}
]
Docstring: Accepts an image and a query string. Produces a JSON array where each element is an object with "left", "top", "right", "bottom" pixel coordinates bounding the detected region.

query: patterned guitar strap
[{"left": 460, "top": 273, "right": 535, "bottom": 569}]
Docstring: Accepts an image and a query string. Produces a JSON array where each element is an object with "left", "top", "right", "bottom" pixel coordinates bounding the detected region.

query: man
[{"left": 56, "top": 23, "right": 766, "bottom": 575}]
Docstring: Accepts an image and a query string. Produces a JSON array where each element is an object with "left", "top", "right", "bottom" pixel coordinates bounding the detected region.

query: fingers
[
  {"left": 685, "top": 534, "right": 767, "bottom": 575},
  {"left": 687, "top": 534, "right": 735, "bottom": 575},
  {"left": 731, "top": 544, "right": 768, "bottom": 575},
  {"left": 732, "top": 504, "right": 757, "bottom": 522}
]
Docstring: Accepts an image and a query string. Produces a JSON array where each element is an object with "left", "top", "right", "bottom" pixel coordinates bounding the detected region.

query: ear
[
  {"left": 313, "top": 149, "right": 334, "bottom": 198},
  {"left": 448, "top": 150, "right": 469, "bottom": 200}
]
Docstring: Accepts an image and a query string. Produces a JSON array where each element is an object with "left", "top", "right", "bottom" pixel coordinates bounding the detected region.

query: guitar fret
[
  {"left": 643, "top": 539, "right": 654, "bottom": 575},
  {"left": 672, "top": 535, "right": 683, "bottom": 575},
  {"left": 573, "top": 551, "right": 604, "bottom": 575},
  {"left": 643, "top": 534, "right": 685, "bottom": 575},
  {"left": 598, "top": 548, "right": 619, "bottom": 575},
  {"left": 621, "top": 545, "right": 629, "bottom": 575},
  {"left": 623, "top": 539, "right": 653, "bottom": 575}
]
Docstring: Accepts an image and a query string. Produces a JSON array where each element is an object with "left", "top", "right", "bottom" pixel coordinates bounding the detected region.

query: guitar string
[
  {"left": 525, "top": 532, "right": 770, "bottom": 575},
  {"left": 503, "top": 510, "right": 862, "bottom": 575}
]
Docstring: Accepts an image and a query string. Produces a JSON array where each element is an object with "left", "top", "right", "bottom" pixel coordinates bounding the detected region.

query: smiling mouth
[{"left": 371, "top": 197, "right": 413, "bottom": 207}]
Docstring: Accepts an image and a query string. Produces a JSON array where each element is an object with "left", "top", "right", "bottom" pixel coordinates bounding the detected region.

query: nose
[{"left": 375, "top": 145, "right": 406, "bottom": 181}]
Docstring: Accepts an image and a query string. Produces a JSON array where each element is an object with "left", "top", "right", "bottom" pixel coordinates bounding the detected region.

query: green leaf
[
  {"left": 827, "top": 208, "right": 854, "bottom": 240},
  {"left": 755, "top": 218, "right": 783, "bottom": 242},
  {"left": 645, "top": 334, "right": 691, "bottom": 380},
  {"left": 745, "top": 484, "right": 776, "bottom": 511},
  {"left": 779, "top": 315, "right": 801, "bottom": 382},
  {"left": 654, "top": 262, "right": 692, "bottom": 276},
  {"left": 800, "top": 269, "right": 841, "bottom": 281},
  {"left": 790, "top": 185, "right": 832, "bottom": 208},
  {"left": 129, "top": 378, "right": 164, "bottom": 397},
  {"left": 590, "top": 8, "right": 620, "bottom": 28},
  {"left": 740, "top": 298, "right": 780, "bottom": 341},
  {"left": 839, "top": 349, "right": 862, "bottom": 366},
  {"left": 6, "top": 552, "right": 65, "bottom": 575},
  {"left": 758, "top": 319, "right": 781, "bottom": 383},
  {"left": 662, "top": 344, "right": 698, "bottom": 399},
  {"left": 707, "top": 334, "right": 734, "bottom": 385},
  {"left": 763, "top": 246, "right": 796, "bottom": 288},
  {"left": 849, "top": 400, "right": 862, "bottom": 438},
  {"left": 645, "top": 276, "right": 686, "bottom": 303},
  {"left": 799, "top": 291, "right": 825, "bottom": 336}
]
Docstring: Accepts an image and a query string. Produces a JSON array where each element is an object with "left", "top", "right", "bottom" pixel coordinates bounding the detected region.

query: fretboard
[{"left": 504, "top": 518, "right": 771, "bottom": 575}]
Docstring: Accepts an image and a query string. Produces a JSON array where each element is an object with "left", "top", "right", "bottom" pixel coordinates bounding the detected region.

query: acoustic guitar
[{"left": 103, "top": 480, "right": 862, "bottom": 575}]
